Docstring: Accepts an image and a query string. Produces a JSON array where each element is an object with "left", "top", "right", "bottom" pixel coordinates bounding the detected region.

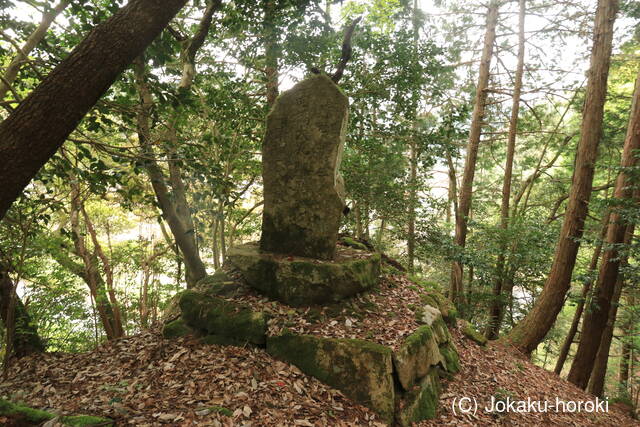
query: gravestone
[{"left": 260, "top": 73, "right": 348, "bottom": 260}]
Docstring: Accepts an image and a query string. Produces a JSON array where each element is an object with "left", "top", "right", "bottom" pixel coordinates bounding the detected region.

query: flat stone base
[{"left": 227, "top": 243, "right": 381, "bottom": 306}]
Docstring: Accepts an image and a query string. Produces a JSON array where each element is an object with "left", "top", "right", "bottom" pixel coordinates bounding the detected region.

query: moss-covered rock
[
  {"left": 420, "top": 292, "right": 457, "bottom": 325},
  {"left": 461, "top": 320, "right": 487, "bottom": 346},
  {"left": 179, "top": 290, "right": 268, "bottom": 345},
  {"left": 414, "top": 304, "right": 451, "bottom": 345},
  {"left": 396, "top": 369, "right": 441, "bottom": 426},
  {"left": 227, "top": 243, "right": 381, "bottom": 306},
  {"left": 439, "top": 342, "right": 461, "bottom": 374},
  {"left": 162, "top": 318, "right": 192, "bottom": 338},
  {"left": 267, "top": 332, "right": 395, "bottom": 423},
  {"left": 341, "top": 237, "right": 369, "bottom": 251},
  {"left": 0, "top": 399, "right": 112, "bottom": 426},
  {"left": 393, "top": 325, "right": 443, "bottom": 391}
]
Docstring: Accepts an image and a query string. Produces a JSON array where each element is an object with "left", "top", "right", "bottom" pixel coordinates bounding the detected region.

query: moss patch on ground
[{"left": 0, "top": 399, "right": 112, "bottom": 426}]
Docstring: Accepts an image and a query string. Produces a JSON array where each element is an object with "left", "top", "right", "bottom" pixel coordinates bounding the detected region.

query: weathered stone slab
[
  {"left": 178, "top": 290, "right": 268, "bottom": 345},
  {"left": 227, "top": 243, "right": 380, "bottom": 306},
  {"left": 461, "top": 319, "right": 487, "bottom": 346},
  {"left": 439, "top": 341, "right": 461, "bottom": 374},
  {"left": 267, "top": 332, "right": 395, "bottom": 423},
  {"left": 393, "top": 325, "right": 444, "bottom": 391},
  {"left": 396, "top": 369, "right": 441, "bottom": 427},
  {"left": 260, "top": 73, "right": 349, "bottom": 260}
]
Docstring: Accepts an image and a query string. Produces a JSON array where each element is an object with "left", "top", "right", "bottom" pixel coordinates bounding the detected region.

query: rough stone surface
[
  {"left": 420, "top": 292, "right": 458, "bottom": 325},
  {"left": 227, "top": 243, "right": 380, "bottom": 306},
  {"left": 162, "top": 318, "right": 192, "bottom": 339},
  {"left": 461, "top": 319, "right": 488, "bottom": 346},
  {"left": 393, "top": 325, "right": 444, "bottom": 391},
  {"left": 260, "top": 74, "right": 349, "bottom": 260},
  {"left": 267, "top": 332, "right": 395, "bottom": 423},
  {"left": 179, "top": 290, "right": 268, "bottom": 345},
  {"left": 396, "top": 369, "right": 441, "bottom": 427},
  {"left": 439, "top": 341, "right": 461, "bottom": 374}
]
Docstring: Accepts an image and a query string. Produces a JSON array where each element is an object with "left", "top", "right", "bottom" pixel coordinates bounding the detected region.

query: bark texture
[
  {"left": 0, "top": 0, "right": 188, "bottom": 220},
  {"left": 505, "top": 0, "right": 618, "bottom": 354},
  {"left": 567, "top": 67, "right": 640, "bottom": 387}
]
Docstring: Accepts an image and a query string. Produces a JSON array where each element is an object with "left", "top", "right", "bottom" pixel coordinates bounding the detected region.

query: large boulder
[
  {"left": 267, "top": 332, "right": 395, "bottom": 424},
  {"left": 227, "top": 242, "right": 380, "bottom": 306},
  {"left": 260, "top": 73, "right": 348, "bottom": 260}
]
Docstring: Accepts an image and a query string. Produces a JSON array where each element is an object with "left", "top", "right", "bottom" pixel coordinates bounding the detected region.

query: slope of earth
[
  {"left": 0, "top": 332, "right": 381, "bottom": 426},
  {"left": 419, "top": 324, "right": 639, "bottom": 427}
]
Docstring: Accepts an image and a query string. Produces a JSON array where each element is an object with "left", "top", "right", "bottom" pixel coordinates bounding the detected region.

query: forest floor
[{"left": 0, "top": 286, "right": 638, "bottom": 426}]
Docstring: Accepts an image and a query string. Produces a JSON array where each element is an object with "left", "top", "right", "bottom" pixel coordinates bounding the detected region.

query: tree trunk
[
  {"left": 450, "top": 0, "right": 499, "bottom": 306},
  {"left": 619, "top": 330, "right": 632, "bottom": 395},
  {"left": 554, "top": 212, "right": 609, "bottom": 375},
  {"left": 505, "top": 0, "right": 618, "bottom": 354},
  {"left": 0, "top": 0, "right": 70, "bottom": 101},
  {"left": 133, "top": 58, "right": 207, "bottom": 288},
  {"left": 0, "top": 268, "right": 45, "bottom": 357},
  {"left": 587, "top": 270, "right": 626, "bottom": 396},
  {"left": 0, "top": 0, "right": 188, "bottom": 220},
  {"left": 567, "top": 66, "right": 640, "bottom": 387},
  {"left": 486, "top": 0, "right": 525, "bottom": 340}
]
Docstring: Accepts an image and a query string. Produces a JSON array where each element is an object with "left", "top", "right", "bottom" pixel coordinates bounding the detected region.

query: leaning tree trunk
[
  {"left": 0, "top": 269, "right": 45, "bottom": 357},
  {"left": 486, "top": 0, "right": 526, "bottom": 339},
  {"left": 554, "top": 211, "right": 609, "bottom": 375},
  {"left": 567, "top": 66, "right": 640, "bottom": 388},
  {"left": 0, "top": 0, "right": 188, "bottom": 221},
  {"left": 450, "top": 0, "right": 499, "bottom": 307},
  {"left": 505, "top": 0, "right": 618, "bottom": 354}
]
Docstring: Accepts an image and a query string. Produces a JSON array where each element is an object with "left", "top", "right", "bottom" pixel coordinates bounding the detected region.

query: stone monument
[{"left": 260, "top": 73, "right": 348, "bottom": 260}]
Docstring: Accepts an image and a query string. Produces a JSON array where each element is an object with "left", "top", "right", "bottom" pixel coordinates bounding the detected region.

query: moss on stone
[
  {"left": 162, "top": 318, "right": 192, "bottom": 339},
  {"left": 420, "top": 292, "right": 457, "bottom": 325},
  {"left": 341, "top": 237, "right": 368, "bottom": 251},
  {"left": 0, "top": 399, "right": 53, "bottom": 423},
  {"left": 461, "top": 320, "right": 487, "bottom": 346},
  {"left": 267, "top": 332, "right": 395, "bottom": 423},
  {"left": 179, "top": 290, "right": 267, "bottom": 345},
  {"left": 227, "top": 243, "right": 381, "bottom": 306},
  {"left": 397, "top": 369, "right": 441, "bottom": 426},
  {"left": 393, "top": 325, "right": 443, "bottom": 391},
  {"left": 0, "top": 399, "right": 112, "bottom": 426},
  {"left": 439, "top": 342, "right": 460, "bottom": 374}
]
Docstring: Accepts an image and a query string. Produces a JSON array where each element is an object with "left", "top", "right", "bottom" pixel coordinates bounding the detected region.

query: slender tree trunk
[
  {"left": 0, "top": 268, "right": 45, "bottom": 357},
  {"left": 486, "top": 0, "right": 526, "bottom": 339},
  {"left": 450, "top": 0, "right": 500, "bottom": 306},
  {"left": 505, "top": 0, "right": 618, "bottom": 354},
  {"left": 0, "top": 0, "right": 70, "bottom": 101},
  {"left": 587, "top": 269, "right": 626, "bottom": 396},
  {"left": 133, "top": 58, "right": 207, "bottom": 288},
  {"left": 554, "top": 212, "right": 609, "bottom": 375},
  {"left": 567, "top": 66, "right": 640, "bottom": 387},
  {"left": 0, "top": 0, "right": 188, "bottom": 220},
  {"left": 619, "top": 318, "right": 632, "bottom": 395}
]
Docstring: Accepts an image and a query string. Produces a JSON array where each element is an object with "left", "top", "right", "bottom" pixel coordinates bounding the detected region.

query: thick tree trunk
[
  {"left": 567, "top": 67, "right": 640, "bottom": 387},
  {"left": 450, "top": 0, "right": 499, "bottom": 306},
  {"left": 505, "top": 0, "right": 618, "bottom": 354},
  {"left": 0, "top": 0, "right": 70, "bottom": 101},
  {"left": 0, "top": 269, "right": 45, "bottom": 357},
  {"left": 554, "top": 212, "right": 609, "bottom": 375},
  {"left": 486, "top": 0, "right": 525, "bottom": 339},
  {"left": 0, "top": 0, "right": 188, "bottom": 220}
]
